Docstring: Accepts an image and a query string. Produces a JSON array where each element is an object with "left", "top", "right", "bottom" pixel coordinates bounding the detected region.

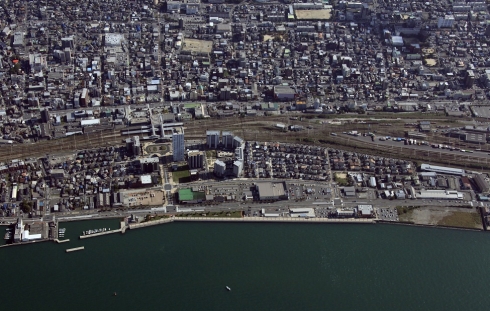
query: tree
[{"left": 20, "top": 200, "right": 33, "bottom": 214}]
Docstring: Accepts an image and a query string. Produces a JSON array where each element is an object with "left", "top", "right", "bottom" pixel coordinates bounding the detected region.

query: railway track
[
  {"left": 0, "top": 115, "right": 485, "bottom": 171},
  {"left": 0, "top": 130, "right": 124, "bottom": 162}
]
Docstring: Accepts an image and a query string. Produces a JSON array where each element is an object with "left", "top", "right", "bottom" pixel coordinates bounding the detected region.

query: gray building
[
  {"left": 474, "top": 174, "right": 490, "bottom": 193},
  {"left": 172, "top": 129, "right": 185, "bottom": 162},
  {"left": 214, "top": 159, "right": 226, "bottom": 176},
  {"left": 222, "top": 131, "right": 234, "bottom": 149},
  {"left": 256, "top": 182, "right": 288, "bottom": 201},
  {"left": 188, "top": 150, "right": 204, "bottom": 169},
  {"left": 206, "top": 130, "right": 220, "bottom": 149},
  {"left": 233, "top": 160, "right": 243, "bottom": 177}
]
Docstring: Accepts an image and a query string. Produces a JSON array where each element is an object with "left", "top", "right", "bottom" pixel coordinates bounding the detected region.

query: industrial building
[
  {"left": 336, "top": 208, "right": 356, "bottom": 218},
  {"left": 416, "top": 190, "right": 464, "bottom": 200},
  {"left": 273, "top": 85, "right": 296, "bottom": 101},
  {"left": 420, "top": 164, "right": 465, "bottom": 176},
  {"left": 357, "top": 205, "right": 374, "bottom": 218},
  {"left": 473, "top": 174, "right": 490, "bottom": 193},
  {"left": 289, "top": 208, "right": 315, "bottom": 218},
  {"left": 255, "top": 182, "right": 288, "bottom": 201}
]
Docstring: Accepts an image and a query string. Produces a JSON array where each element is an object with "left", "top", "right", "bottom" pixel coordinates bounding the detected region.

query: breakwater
[{"left": 66, "top": 246, "right": 84, "bottom": 253}]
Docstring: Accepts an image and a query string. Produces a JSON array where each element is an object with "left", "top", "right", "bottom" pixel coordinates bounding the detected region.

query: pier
[
  {"left": 54, "top": 239, "right": 70, "bottom": 243},
  {"left": 66, "top": 246, "right": 84, "bottom": 253},
  {"left": 79, "top": 221, "right": 128, "bottom": 239}
]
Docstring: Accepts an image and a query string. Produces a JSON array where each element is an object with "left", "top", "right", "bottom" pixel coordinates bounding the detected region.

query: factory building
[
  {"left": 420, "top": 164, "right": 465, "bottom": 176},
  {"left": 473, "top": 174, "right": 490, "bottom": 193}
]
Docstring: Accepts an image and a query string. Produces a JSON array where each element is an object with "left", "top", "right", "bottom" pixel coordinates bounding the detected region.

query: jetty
[
  {"left": 54, "top": 239, "right": 70, "bottom": 243},
  {"left": 66, "top": 246, "right": 84, "bottom": 253},
  {"left": 79, "top": 221, "right": 127, "bottom": 239}
]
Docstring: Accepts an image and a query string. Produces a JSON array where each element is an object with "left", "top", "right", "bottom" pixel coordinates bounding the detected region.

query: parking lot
[
  {"left": 285, "top": 182, "right": 332, "bottom": 201},
  {"left": 377, "top": 208, "right": 399, "bottom": 222}
]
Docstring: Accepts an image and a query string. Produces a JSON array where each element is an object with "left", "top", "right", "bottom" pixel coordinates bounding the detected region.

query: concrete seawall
[
  {"left": 0, "top": 239, "right": 50, "bottom": 248},
  {"left": 128, "top": 217, "right": 375, "bottom": 230},
  {"left": 172, "top": 217, "right": 376, "bottom": 224},
  {"left": 129, "top": 218, "right": 173, "bottom": 229}
]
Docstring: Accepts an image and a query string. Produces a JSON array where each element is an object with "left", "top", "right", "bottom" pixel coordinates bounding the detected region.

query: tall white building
[
  {"left": 207, "top": 130, "right": 220, "bottom": 149},
  {"left": 235, "top": 146, "right": 244, "bottom": 161},
  {"left": 214, "top": 160, "right": 226, "bottom": 176},
  {"left": 222, "top": 131, "right": 234, "bottom": 149},
  {"left": 233, "top": 160, "right": 243, "bottom": 177},
  {"left": 437, "top": 15, "right": 455, "bottom": 28},
  {"left": 233, "top": 135, "right": 244, "bottom": 149},
  {"left": 172, "top": 129, "right": 185, "bottom": 162}
]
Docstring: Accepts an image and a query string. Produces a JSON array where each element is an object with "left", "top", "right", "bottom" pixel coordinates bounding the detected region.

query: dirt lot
[{"left": 399, "top": 206, "right": 483, "bottom": 229}]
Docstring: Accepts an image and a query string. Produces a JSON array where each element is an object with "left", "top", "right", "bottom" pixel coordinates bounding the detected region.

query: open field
[
  {"left": 398, "top": 206, "right": 483, "bottom": 229},
  {"left": 172, "top": 165, "right": 190, "bottom": 183}
]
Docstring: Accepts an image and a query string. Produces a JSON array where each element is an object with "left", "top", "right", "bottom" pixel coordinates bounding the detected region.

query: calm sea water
[{"left": 2, "top": 221, "right": 490, "bottom": 311}]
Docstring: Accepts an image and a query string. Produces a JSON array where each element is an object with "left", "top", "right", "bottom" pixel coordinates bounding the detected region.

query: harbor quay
[
  {"left": 128, "top": 216, "right": 375, "bottom": 231},
  {"left": 79, "top": 221, "right": 127, "bottom": 239}
]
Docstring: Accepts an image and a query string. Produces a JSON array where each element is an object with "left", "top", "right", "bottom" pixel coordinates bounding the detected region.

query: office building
[
  {"left": 126, "top": 136, "right": 141, "bottom": 156},
  {"left": 172, "top": 128, "right": 185, "bottom": 162},
  {"left": 41, "top": 109, "right": 50, "bottom": 123},
  {"left": 80, "top": 88, "right": 90, "bottom": 107}
]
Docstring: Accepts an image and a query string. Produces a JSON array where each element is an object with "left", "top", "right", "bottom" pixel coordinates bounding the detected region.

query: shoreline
[{"left": 2, "top": 216, "right": 485, "bottom": 249}]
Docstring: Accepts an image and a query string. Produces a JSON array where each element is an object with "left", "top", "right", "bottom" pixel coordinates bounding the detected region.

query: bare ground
[{"left": 399, "top": 206, "right": 483, "bottom": 229}]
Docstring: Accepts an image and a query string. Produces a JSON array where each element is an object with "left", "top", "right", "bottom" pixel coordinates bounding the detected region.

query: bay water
[{"left": 2, "top": 221, "right": 489, "bottom": 311}]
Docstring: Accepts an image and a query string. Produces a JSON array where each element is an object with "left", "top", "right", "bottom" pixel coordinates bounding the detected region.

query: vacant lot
[
  {"left": 172, "top": 165, "right": 190, "bottom": 183},
  {"left": 398, "top": 206, "right": 482, "bottom": 229}
]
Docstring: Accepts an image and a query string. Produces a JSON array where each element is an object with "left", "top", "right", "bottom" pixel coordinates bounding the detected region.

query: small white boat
[{"left": 226, "top": 286, "right": 231, "bottom": 291}]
